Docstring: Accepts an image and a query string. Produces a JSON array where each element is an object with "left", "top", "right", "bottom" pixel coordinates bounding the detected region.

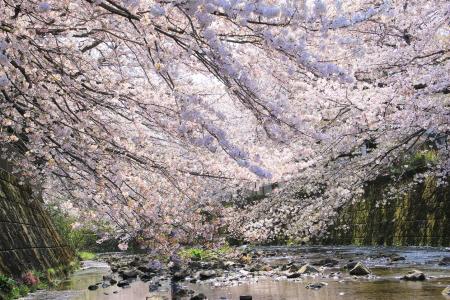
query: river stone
[
  {"left": 88, "top": 284, "right": 99, "bottom": 291},
  {"left": 349, "top": 262, "right": 371, "bottom": 276},
  {"left": 442, "top": 286, "right": 450, "bottom": 296},
  {"left": 439, "top": 257, "right": 450, "bottom": 266},
  {"left": 191, "top": 293, "right": 207, "bottom": 300},
  {"left": 390, "top": 254, "right": 406, "bottom": 262},
  {"left": 298, "top": 264, "right": 320, "bottom": 274},
  {"left": 305, "top": 282, "right": 327, "bottom": 289},
  {"left": 103, "top": 274, "right": 112, "bottom": 281},
  {"left": 344, "top": 261, "right": 358, "bottom": 270},
  {"left": 198, "top": 270, "right": 217, "bottom": 280},
  {"left": 312, "top": 258, "right": 339, "bottom": 267},
  {"left": 401, "top": 270, "right": 426, "bottom": 281},
  {"left": 240, "top": 296, "right": 252, "bottom": 300},
  {"left": 117, "top": 280, "right": 130, "bottom": 288},
  {"left": 172, "top": 270, "right": 189, "bottom": 281},
  {"left": 140, "top": 273, "right": 152, "bottom": 282},
  {"left": 121, "top": 269, "right": 139, "bottom": 279},
  {"left": 110, "top": 278, "right": 117, "bottom": 285}
]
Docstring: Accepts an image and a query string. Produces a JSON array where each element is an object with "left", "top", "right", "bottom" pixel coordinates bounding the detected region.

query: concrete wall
[
  {"left": 0, "top": 169, "right": 73, "bottom": 277},
  {"left": 324, "top": 176, "right": 450, "bottom": 246}
]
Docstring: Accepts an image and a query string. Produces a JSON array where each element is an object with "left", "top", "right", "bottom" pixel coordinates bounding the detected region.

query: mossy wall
[
  {"left": 325, "top": 176, "right": 450, "bottom": 246},
  {"left": 0, "top": 169, "right": 74, "bottom": 277}
]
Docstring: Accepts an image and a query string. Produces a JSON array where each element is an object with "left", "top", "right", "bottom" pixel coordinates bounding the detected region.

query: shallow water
[{"left": 22, "top": 246, "right": 450, "bottom": 300}]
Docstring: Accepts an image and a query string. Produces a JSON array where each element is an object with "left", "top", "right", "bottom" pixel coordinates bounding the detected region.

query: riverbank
[{"left": 19, "top": 246, "right": 450, "bottom": 300}]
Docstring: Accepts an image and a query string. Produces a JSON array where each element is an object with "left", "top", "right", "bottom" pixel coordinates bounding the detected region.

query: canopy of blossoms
[{"left": 0, "top": 0, "right": 448, "bottom": 250}]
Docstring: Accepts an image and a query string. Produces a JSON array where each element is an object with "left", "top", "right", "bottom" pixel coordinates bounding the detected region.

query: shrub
[
  {"left": 21, "top": 271, "right": 39, "bottom": 287},
  {"left": 77, "top": 251, "right": 96, "bottom": 260},
  {"left": 0, "top": 274, "right": 17, "bottom": 295}
]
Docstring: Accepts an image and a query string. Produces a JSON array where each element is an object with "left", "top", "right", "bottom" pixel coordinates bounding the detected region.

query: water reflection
[{"left": 21, "top": 246, "right": 450, "bottom": 300}]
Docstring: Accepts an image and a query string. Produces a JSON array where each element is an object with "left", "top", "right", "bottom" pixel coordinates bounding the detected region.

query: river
[{"left": 21, "top": 246, "right": 450, "bottom": 300}]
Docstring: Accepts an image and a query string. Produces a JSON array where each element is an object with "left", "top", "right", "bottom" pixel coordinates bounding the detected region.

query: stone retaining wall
[
  {"left": 0, "top": 169, "right": 74, "bottom": 277},
  {"left": 324, "top": 176, "right": 450, "bottom": 246}
]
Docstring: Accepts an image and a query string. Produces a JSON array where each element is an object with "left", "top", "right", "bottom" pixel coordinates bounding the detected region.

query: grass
[{"left": 77, "top": 251, "right": 96, "bottom": 260}]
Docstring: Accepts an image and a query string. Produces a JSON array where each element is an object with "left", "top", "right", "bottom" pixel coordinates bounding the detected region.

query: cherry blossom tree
[{"left": 0, "top": 0, "right": 448, "bottom": 249}]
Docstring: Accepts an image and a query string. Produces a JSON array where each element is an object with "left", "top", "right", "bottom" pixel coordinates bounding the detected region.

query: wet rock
[
  {"left": 198, "top": 270, "right": 217, "bottom": 280},
  {"left": 138, "top": 260, "right": 163, "bottom": 273},
  {"left": 111, "top": 266, "right": 119, "bottom": 273},
  {"left": 249, "top": 263, "right": 270, "bottom": 272},
  {"left": 298, "top": 264, "right": 320, "bottom": 274},
  {"left": 442, "top": 286, "right": 450, "bottom": 296},
  {"left": 103, "top": 274, "right": 112, "bottom": 281},
  {"left": 239, "top": 296, "right": 252, "bottom": 300},
  {"left": 401, "top": 270, "right": 426, "bottom": 281},
  {"left": 149, "top": 282, "right": 160, "bottom": 292},
  {"left": 344, "top": 261, "right": 358, "bottom": 270},
  {"left": 129, "top": 256, "right": 141, "bottom": 267},
  {"left": 305, "top": 282, "right": 327, "bottom": 289},
  {"left": 286, "top": 272, "right": 301, "bottom": 279},
  {"left": 174, "top": 286, "right": 195, "bottom": 297},
  {"left": 110, "top": 278, "right": 117, "bottom": 285},
  {"left": 172, "top": 270, "right": 189, "bottom": 281},
  {"left": 349, "top": 262, "right": 371, "bottom": 276},
  {"left": 88, "top": 284, "right": 99, "bottom": 291},
  {"left": 121, "top": 269, "right": 139, "bottom": 279},
  {"left": 390, "top": 254, "right": 406, "bottom": 262},
  {"left": 223, "top": 261, "right": 236, "bottom": 270},
  {"left": 117, "top": 280, "right": 130, "bottom": 288},
  {"left": 439, "top": 257, "right": 450, "bottom": 266},
  {"left": 191, "top": 293, "right": 207, "bottom": 300},
  {"left": 312, "top": 258, "right": 339, "bottom": 267},
  {"left": 102, "top": 282, "right": 110, "bottom": 288},
  {"left": 140, "top": 273, "right": 152, "bottom": 282}
]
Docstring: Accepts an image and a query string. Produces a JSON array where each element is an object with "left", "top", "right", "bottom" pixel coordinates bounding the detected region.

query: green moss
[{"left": 77, "top": 251, "right": 96, "bottom": 261}]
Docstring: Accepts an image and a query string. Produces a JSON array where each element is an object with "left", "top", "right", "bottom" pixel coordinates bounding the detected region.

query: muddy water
[{"left": 22, "top": 246, "right": 450, "bottom": 300}]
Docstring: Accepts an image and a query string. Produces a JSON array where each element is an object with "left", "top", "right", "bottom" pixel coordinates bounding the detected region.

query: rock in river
[
  {"left": 389, "top": 254, "right": 406, "bottom": 262},
  {"left": 298, "top": 264, "right": 320, "bottom": 274},
  {"left": 117, "top": 280, "right": 130, "bottom": 288},
  {"left": 198, "top": 270, "right": 218, "bottom": 280},
  {"left": 401, "top": 270, "right": 426, "bottom": 281},
  {"left": 191, "top": 293, "right": 207, "bottom": 300},
  {"left": 439, "top": 257, "right": 450, "bottom": 266},
  {"left": 88, "top": 284, "right": 99, "bottom": 291},
  {"left": 442, "top": 286, "right": 450, "bottom": 296},
  {"left": 305, "top": 282, "right": 327, "bottom": 289},
  {"left": 312, "top": 258, "right": 339, "bottom": 267},
  {"left": 349, "top": 262, "right": 371, "bottom": 276},
  {"left": 121, "top": 269, "right": 139, "bottom": 279}
]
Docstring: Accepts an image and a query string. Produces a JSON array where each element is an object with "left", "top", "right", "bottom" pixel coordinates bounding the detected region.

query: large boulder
[
  {"left": 349, "top": 262, "right": 371, "bottom": 276},
  {"left": 401, "top": 270, "right": 426, "bottom": 281},
  {"left": 298, "top": 264, "right": 320, "bottom": 274},
  {"left": 439, "top": 257, "right": 450, "bottom": 266}
]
